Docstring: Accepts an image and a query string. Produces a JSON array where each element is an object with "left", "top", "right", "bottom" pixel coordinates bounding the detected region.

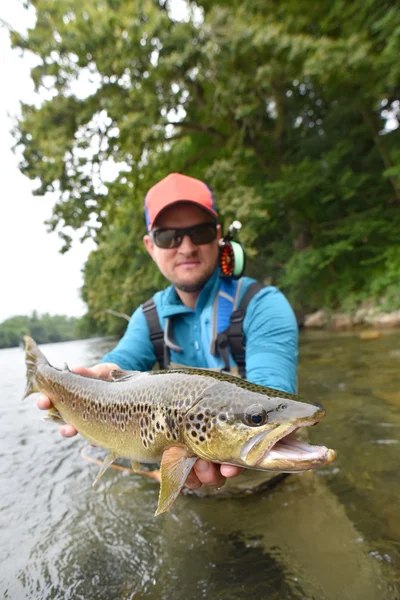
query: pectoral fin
[
  {"left": 93, "top": 452, "right": 118, "bottom": 485},
  {"left": 131, "top": 460, "right": 141, "bottom": 472},
  {"left": 155, "top": 447, "right": 197, "bottom": 516},
  {"left": 43, "top": 407, "right": 66, "bottom": 424}
]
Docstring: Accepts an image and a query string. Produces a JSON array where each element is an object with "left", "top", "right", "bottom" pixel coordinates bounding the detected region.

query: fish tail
[{"left": 23, "top": 336, "right": 48, "bottom": 399}]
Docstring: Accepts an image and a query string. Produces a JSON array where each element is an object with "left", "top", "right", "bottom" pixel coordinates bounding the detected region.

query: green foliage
[
  {"left": 11, "top": 0, "right": 400, "bottom": 331},
  {"left": 0, "top": 312, "right": 99, "bottom": 349}
]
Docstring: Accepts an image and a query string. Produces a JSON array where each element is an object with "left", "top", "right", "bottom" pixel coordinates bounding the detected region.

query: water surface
[{"left": 0, "top": 332, "right": 399, "bottom": 599}]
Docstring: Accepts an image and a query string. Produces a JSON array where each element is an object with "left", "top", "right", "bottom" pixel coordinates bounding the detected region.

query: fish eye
[{"left": 245, "top": 405, "right": 268, "bottom": 427}]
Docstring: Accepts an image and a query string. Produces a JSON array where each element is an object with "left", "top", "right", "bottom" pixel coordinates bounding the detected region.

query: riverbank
[{"left": 301, "top": 307, "right": 400, "bottom": 331}]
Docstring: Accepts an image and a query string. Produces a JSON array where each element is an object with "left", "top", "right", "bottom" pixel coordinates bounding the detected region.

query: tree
[
  {"left": 11, "top": 0, "right": 400, "bottom": 327},
  {"left": 0, "top": 313, "right": 93, "bottom": 348}
]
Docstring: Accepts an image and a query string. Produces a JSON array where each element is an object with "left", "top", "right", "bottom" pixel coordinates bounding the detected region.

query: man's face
[{"left": 144, "top": 203, "right": 221, "bottom": 293}]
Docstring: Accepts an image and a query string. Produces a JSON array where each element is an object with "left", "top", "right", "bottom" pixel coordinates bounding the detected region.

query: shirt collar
[{"left": 159, "top": 268, "right": 221, "bottom": 318}]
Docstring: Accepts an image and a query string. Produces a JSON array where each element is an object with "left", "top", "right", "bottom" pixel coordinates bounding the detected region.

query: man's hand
[
  {"left": 37, "top": 362, "right": 244, "bottom": 487},
  {"left": 185, "top": 461, "right": 243, "bottom": 489}
]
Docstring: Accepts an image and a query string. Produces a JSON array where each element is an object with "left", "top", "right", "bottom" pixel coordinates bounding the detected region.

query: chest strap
[
  {"left": 215, "top": 281, "right": 264, "bottom": 378},
  {"left": 142, "top": 298, "right": 169, "bottom": 369}
]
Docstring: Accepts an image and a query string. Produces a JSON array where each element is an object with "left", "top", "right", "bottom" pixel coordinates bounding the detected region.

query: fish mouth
[{"left": 240, "top": 421, "right": 336, "bottom": 472}]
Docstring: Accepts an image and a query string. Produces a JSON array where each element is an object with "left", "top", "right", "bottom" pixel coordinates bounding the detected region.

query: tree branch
[{"left": 105, "top": 308, "right": 130, "bottom": 322}]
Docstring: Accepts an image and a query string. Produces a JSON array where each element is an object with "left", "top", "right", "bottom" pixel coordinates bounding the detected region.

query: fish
[{"left": 23, "top": 336, "right": 336, "bottom": 516}]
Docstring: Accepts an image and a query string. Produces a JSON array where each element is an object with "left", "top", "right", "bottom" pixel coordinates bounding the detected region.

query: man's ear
[
  {"left": 216, "top": 224, "right": 222, "bottom": 241},
  {"left": 143, "top": 234, "right": 155, "bottom": 259}
]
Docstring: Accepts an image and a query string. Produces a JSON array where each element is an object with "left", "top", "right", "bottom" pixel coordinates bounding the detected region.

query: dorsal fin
[{"left": 109, "top": 369, "right": 143, "bottom": 382}]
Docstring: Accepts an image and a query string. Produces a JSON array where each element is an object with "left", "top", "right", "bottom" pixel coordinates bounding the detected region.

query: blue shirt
[{"left": 101, "top": 269, "right": 298, "bottom": 394}]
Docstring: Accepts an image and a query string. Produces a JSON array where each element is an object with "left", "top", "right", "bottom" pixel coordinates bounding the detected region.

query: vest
[{"left": 142, "top": 279, "right": 263, "bottom": 378}]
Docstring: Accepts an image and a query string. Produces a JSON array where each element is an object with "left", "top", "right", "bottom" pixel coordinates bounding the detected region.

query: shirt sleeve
[
  {"left": 100, "top": 305, "right": 156, "bottom": 371},
  {"left": 243, "top": 287, "right": 298, "bottom": 394}
]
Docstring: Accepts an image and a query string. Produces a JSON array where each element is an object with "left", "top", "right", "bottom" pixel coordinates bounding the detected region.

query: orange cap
[{"left": 144, "top": 173, "right": 218, "bottom": 229}]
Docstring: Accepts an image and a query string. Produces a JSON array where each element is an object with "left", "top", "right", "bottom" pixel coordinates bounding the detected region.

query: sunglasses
[{"left": 151, "top": 222, "right": 218, "bottom": 249}]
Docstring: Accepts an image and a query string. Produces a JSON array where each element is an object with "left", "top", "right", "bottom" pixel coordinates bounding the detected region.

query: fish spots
[
  {"left": 135, "top": 390, "right": 185, "bottom": 448},
  {"left": 164, "top": 410, "right": 180, "bottom": 442},
  {"left": 184, "top": 407, "right": 212, "bottom": 444}
]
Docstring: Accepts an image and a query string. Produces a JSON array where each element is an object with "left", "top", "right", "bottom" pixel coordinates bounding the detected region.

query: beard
[{"left": 172, "top": 271, "right": 213, "bottom": 293}]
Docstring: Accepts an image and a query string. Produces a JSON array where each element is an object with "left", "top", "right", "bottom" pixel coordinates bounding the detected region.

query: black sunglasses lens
[
  {"left": 153, "top": 229, "right": 181, "bottom": 249},
  {"left": 153, "top": 223, "right": 217, "bottom": 248},
  {"left": 190, "top": 224, "right": 217, "bottom": 244}
]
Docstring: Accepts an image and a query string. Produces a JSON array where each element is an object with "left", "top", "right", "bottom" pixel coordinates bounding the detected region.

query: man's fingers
[
  {"left": 220, "top": 464, "right": 244, "bottom": 479},
  {"left": 184, "top": 470, "right": 203, "bottom": 489},
  {"left": 71, "top": 366, "right": 94, "bottom": 377},
  {"left": 194, "top": 460, "right": 226, "bottom": 488},
  {"left": 72, "top": 363, "right": 120, "bottom": 380},
  {"left": 184, "top": 461, "right": 242, "bottom": 490},
  {"left": 36, "top": 394, "right": 52, "bottom": 410},
  {"left": 59, "top": 424, "right": 78, "bottom": 438}
]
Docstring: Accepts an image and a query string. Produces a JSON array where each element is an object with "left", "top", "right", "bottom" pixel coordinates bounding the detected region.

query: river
[{"left": 0, "top": 332, "right": 399, "bottom": 599}]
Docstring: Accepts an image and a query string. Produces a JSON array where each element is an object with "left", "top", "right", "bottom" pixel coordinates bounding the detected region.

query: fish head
[{"left": 183, "top": 381, "right": 336, "bottom": 472}]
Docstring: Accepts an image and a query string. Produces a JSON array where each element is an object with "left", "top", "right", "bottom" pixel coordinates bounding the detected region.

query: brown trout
[{"left": 24, "top": 336, "right": 336, "bottom": 515}]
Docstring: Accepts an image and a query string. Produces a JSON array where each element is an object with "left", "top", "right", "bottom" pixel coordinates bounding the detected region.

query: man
[{"left": 38, "top": 172, "right": 298, "bottom": 491}]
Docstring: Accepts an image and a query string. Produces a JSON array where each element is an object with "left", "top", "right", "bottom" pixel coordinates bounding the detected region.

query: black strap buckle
[{"left": 229, "top": 308, "right": 245, "bottom": 324}]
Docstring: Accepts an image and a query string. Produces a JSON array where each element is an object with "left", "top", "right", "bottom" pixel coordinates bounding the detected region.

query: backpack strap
[
  {"left": 142, "top": 298, "right": 169, "bottom": 369},
  {"left": 215, "top": 281, "right": 264, "bottom": 377}
]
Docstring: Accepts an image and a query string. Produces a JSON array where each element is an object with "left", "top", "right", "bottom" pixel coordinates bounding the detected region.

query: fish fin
[
  {"left": 155, "top": 447, "right": 197, "bottom": 516},
  {"left": 23, "top": 336, "right": 48, "bottom": 399},
  {"left": 131, "top": 460, "right": 141, "bottom": 472},
  {"left": 93, "top": 452, "right": 118, "bottom": 485},
  {"left": 110, "top": 369, "right": 142, "bottom": 382},
  {"left": 63, "top": 362, "right": 71, "bottom": 372},
  {"left": 23, "top": 379, "right": 40, "bottom": 399},
  {"left": 43, "top": 407, "right": 66, "bottom": 424}
]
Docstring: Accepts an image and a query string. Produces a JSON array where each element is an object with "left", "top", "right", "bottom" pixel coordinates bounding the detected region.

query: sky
[{"left": 0, "top": 1, "right": 95, "bottom": 323}]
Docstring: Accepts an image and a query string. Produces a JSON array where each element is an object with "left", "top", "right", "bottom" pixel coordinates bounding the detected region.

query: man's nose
[{"left": 178, "top": 233, "right": 197, "bottom": 253}]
